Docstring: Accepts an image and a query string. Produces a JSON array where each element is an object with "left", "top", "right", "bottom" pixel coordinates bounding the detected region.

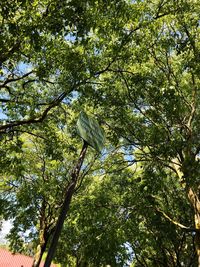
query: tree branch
[
  {"left": 0, "top": 92, "right": 67, "bottom": 133},
  {"left": 156, "top": 207, "right": 198, "bottom": 232},
  {"left": 0, "top": 71, "right": 34, "bottom": 89}
]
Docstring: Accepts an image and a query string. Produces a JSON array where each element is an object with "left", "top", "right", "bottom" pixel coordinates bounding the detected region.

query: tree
[
  {"left": 2, "top": 135, "right": 64, "bottom": 266},
  {"left": 2, "top": 0, "right": 200, "bottom": 266},
  {"left": 0, "top": 0, "right": 131, "bottom": 136},
  {"left": 50, "top": 148, "right": 195, "bottom": 266},
  {"left": 0, "top": 109, "right": 85, "bottom": 267},
  {"left": 1, "top": 106, "right": 104, "bottom": 267},
  {"left": 90, "top": 0, "right": 200, "bottom": 264}
]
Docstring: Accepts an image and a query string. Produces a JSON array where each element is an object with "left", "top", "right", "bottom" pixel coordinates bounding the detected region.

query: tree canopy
[{"left": 1, "top": 0, "right": 200, "bottom": 266}]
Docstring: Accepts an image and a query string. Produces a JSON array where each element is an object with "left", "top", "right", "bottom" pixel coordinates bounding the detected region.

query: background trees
[{"left": 1, "top": 0, "right": 200, "bottom": 266}]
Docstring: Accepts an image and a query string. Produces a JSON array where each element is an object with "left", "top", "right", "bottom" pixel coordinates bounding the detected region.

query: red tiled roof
[{"left": 0, "top": 248, "right": 57, "bottom": 267}]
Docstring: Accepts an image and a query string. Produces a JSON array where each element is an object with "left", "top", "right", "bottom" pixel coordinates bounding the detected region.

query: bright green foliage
[
  {"left": 89, "top": 0, "right": 200, "bottom": 265},
  {"left": 2, "top": 132, "right": 69, "bottom": 251},
  {"left": 51, "top": 150, "right": 194, "bottom": 266},
  {"left": 1, "top": 0, "right": 200, "bottom": 266},
  {"left": 0, "top": 108, "right": 80, "bottom": 253},
  {"left": 0, "top": 0, "right": 131, "bottom": 135}
]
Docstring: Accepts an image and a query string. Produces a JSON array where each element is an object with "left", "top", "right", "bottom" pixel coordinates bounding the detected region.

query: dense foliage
[{"left": 1, "top": 0, "right": 200, "bottom": 266}]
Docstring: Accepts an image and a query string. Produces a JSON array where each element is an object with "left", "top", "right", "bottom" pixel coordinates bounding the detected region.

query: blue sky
[{"left": 0, "top": 220, "right": 12, "bottom": 245}]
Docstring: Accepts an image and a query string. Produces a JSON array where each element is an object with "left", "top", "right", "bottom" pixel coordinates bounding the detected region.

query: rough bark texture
[{"left": 188, "top": 188, "right": 200, "bottom": 266}]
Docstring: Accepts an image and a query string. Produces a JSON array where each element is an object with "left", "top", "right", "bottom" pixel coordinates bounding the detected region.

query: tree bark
[
  {"left": 32, "top": 199, "right": 49, "bottom": 267},
  {"left": 44, "top": 141, "right": 88, "bottom": 267},
  {"left": 188, "top": 188, "right": 200, "bottom": 266},
  {"left": 32, "top": 241, "right": 47, "bottom": 267}
]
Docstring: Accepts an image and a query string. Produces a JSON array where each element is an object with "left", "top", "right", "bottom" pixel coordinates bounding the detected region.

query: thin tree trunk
[
  {"left": 195, "top": 215, "right": 200, "bottom": 266},
  {"left": 188, "top": 188, "right": 200, "bottom": 266},
  {"left": 32, "top": 241, "right": 47, "bottom": 267},
  {"left": 32, "top": 199, "right": 49, "bottom": 267},
  {"left": 44, "top": 141, "right": 88, "bottom": 267}
]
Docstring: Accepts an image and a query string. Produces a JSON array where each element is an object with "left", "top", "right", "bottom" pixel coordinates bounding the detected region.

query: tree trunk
[
  {"left": 32, "top": 242, "right": 47, "bottom": 267},
  {"left": 195, "top": 215, "right": 200, "bottom": 266},
  {"left": 188, "top": 188, "right": 200, "bottom": 266},
  {"left": 32, "top": 199, "right": 49, "bottom": 267},
  {"left": 44, "top": 141, "right": 88, "bottom": 267}
]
